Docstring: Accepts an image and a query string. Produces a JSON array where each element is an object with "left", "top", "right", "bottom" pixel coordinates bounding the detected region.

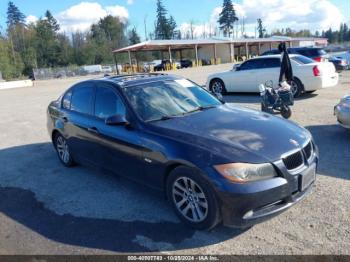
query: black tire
[
  {"left": 210, "top": 79, "right": 227, "bottom": 95},
  {"left": 291, "top": 78, "right": 303, "bottom": 98},
  {"left": 166, "top": 166, "right": 221, "bottom": 230},
  {"left": 53, "top": 133, "right": 75, "bottom": 167},
  {"left": 281, "top": 106, "right": 292, "bottom": 119}
]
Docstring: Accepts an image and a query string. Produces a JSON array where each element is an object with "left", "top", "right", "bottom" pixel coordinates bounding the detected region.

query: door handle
[{"left": 87, "top": 127, "right": 99, "bottom": 134}]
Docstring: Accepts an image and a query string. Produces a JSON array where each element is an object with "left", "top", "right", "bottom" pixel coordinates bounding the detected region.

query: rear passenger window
[
  {"left": 70, "top": 83, "right": 94, "bottom": 115},
  {"left": 94, "top": 86, "right": 126, "bottom": 119},
  {"left": 62, "top": 90, "right": 72, "bottom": 109}
]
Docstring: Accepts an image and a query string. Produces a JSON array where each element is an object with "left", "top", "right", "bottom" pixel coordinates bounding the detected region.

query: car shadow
[
  {"left": 294, "top": 93, "right": 318, "bottom": 100},
  {"left": 0, "top": 143, "right": 245, "bottom": 252},
  {"left": 306, "top": 124, "right": 350, "bottom": 180}
]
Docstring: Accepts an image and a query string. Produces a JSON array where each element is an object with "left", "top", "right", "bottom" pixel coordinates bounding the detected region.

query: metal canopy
[{"left": 112, "top": 37, "right": 327, "bottom": 53}]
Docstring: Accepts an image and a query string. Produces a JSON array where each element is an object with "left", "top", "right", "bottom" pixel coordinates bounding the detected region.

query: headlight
[{"left": 214, "top": 163, "right": 278, "bottom": 183}]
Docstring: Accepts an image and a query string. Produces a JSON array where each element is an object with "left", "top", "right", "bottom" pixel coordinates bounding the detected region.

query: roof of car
[
  {"left": 252, "top": 54, "right": 299, "bottom": 59},
  {"left": 100, "top": 73, "right": 182, "bottom": 87}
]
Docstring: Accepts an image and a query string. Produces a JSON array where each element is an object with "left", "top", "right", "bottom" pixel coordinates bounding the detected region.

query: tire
[
  {"left": 281, "top": 106, "right": 292, "bottom": 119},
  {"left": 210, "top": 79, "right": 227, "bottom": 95},
  {"left": 54, "top": 133, "right": 75, "bottom": 167},
  {"left": 291, "top": 78, "right": 303, "bottom": 98},
  {"left": 166, "top": 166, "right": 221, "bottom": 230}
]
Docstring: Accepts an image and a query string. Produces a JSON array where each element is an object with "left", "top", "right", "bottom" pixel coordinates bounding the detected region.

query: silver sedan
[{"left": 335, "top": 94, "right": 350, "bottom": 129}]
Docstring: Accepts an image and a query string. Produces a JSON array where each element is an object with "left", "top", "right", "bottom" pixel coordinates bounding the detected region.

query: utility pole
[{"left": 144, "top": 15, "right": 148, "bottom": 41}]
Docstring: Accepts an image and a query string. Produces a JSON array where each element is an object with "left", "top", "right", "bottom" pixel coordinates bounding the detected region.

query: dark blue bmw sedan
[{"left": 47, "top": 74, "right": 318, "bottom": 229}]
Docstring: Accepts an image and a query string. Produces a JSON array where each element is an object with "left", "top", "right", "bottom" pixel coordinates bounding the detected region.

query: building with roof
[{"left": 113, "top": 36, "right": 328, "bottom": 66}]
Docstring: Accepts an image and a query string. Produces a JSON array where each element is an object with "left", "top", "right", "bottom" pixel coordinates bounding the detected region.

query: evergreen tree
[
  {"left": 6, "top": 1, "right": 25, "bottom": 27},
  {"left": 257, "top": 18, "right": 266, "bottom": 38},
  {"left": 168, "top": 15, "right": 177, "bottom": 39},
  {"left": 154, "top": 0, "right": 169, "bottom": 39},
  {"left": 218, "top": 0, "right": 238, "bottom": 38},
  {"left": 129, "top": 27, "right": 141, "bottom": 45},
  {"left": 45, "top": 10, "right": 60, "bottom": 33}
]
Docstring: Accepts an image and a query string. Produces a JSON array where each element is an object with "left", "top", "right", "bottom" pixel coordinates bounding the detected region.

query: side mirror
[
  {"left": 105, "top": 114, "right": 129, "bottom": 126},
  {"left": 233, "top": 64, "right": 241, "bottom": 71}
]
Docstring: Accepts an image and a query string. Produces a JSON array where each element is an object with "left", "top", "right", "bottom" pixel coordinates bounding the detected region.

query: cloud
[
  {"left": 236, "top": 0, "right": 343, "bottom": 32},
  {"left": 56, "top": 2, "right": 129, "bottom": 33},
  {"left": 25, "top": 15, "right": 38, "bottom": 24},
  {"left": 127, "top": 0, "right": 134, "bottom": 5},
  {"left": 183, "top": 0, "right": 344, "bottom": 38}
]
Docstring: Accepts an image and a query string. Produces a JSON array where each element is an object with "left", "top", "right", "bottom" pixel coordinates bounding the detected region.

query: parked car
[
  {"left": 206, "top": 54, "right": 339, "bottom": 97},
  {"left": 336, "top": 51, "right": 350, "bottom": 64},
  {"left": 334, "top": 93, "right": 350, "bottom": 129},
  {"left": 262, "top": 47, "right": 329, "bottom": 62},
  {"left": 152, "top": 60, "right": 180, "bottom": 71},
  {"left": 180, "top": 59, "right": 193, "bottom": 68},
  {"left": 328, "top": 56, "right": 349, "bottom": 72},
  {"left": 47, "top": 74, "right": 318, "bottom": 229}
]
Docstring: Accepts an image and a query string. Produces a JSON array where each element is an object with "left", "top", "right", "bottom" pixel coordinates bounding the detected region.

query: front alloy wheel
[
  {"left": 172, "top": 177, "right": 208, "bottom": 223},
  {"left": 167, "top": 166, "right": 221, "bottom": 230}
]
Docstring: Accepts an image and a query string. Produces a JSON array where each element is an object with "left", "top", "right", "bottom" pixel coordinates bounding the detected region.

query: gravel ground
[{"left": 0, "top": 65, "right": 349, "bottom": 255}]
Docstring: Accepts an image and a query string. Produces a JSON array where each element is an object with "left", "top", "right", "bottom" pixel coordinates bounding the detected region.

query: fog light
[{"left": 243, "top": 210, "right": 254, "bottom": 219}]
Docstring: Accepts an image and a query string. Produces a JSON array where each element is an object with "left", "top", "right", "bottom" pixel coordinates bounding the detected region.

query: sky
[{"left": 0, "top": 0, "right": 349, "bottom": 40}]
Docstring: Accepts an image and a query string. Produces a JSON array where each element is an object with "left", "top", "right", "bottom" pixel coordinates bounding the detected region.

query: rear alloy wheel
[
  {"left": 290, "top": 78, "right": 303, "bottom": 98},
  {"left": 54, "top": 134, "right": 75, "bottom": 167},
  {"left": 167, "top": 166, "right": 221, "bottom": 230},
  {"left": 210, "top": 79, "right": 227, "bottom": 95}
]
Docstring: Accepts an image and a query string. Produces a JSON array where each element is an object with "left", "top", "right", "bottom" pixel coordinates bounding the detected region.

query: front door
[{"left": 88, "top": 83, "right": 144, "bottom": 179}]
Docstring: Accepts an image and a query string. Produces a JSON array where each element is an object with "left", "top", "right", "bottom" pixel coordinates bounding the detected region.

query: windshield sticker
[{"left": 175, "top": 79, "right": 194, "bottom": 88}]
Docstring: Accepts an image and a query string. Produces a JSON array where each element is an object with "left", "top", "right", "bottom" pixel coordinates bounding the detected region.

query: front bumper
[{"left": 211, "top": 150, "right": 318, "bottom": 228}]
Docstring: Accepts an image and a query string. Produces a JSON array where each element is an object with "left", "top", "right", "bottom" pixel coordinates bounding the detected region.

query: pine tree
[
  {"left": 257, "top": 18, "right": 266, "bottom": 38},
  {"left": 45, "top": 10, "right": 60, "bottom": 33},
  {"left": 168, "top": 15, "right": 177, "bottom": 39},
  {"left": 154, "top": 0, "right": 169, "bottom": 39},
  {"left": 218, "top": 0, "right": 238, "bottom": 38},
  {"left": 6, "top": 1, "right": 25, "bottom": 27},
  {"left": 129, "top": 27, "right": 141, "bottom": 45}
]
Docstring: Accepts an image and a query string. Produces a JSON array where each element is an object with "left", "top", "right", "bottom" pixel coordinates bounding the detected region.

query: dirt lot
[{"left": 0, "top": 65, "right": 349, "bottom": 255}]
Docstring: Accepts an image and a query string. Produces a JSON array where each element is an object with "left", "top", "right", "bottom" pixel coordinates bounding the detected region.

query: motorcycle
[{"left": 259, "top": 80, "right": 294, "bottom": 119}]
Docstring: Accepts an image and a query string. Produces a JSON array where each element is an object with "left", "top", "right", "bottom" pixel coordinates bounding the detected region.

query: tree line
[
  {"left": 1, "top": 0, "right": 350, "bottom": 80},
  {"left": 270, "top": 23, "right": 350, "bottom": 43},
  {"left": 1, "top": 1, "right": 134, "bottom": 80}
]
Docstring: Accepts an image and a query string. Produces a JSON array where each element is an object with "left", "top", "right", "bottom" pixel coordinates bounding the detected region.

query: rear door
[{"left": 64, "top": 82, "right": 97, "bottom": 164}]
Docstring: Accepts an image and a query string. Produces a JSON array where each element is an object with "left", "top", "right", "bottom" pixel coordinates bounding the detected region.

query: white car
[{"left": 206, "top": 54, "right": 339, "bottom": 97}]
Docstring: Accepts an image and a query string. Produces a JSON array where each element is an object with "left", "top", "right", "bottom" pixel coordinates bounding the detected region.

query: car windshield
[
  {"left": 123, "top": 79, "right": 222, "bottom": 122},
  {"left": 291, "top": 55, "right": 315, "bottom": 64}
]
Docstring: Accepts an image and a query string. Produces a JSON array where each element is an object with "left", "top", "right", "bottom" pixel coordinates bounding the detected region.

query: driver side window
[
  {"left": 94, "top": 85, "right": 126, "bottom": 119},
  {"left": 239, "top": 60, "right": 260, "bottom": 70}
]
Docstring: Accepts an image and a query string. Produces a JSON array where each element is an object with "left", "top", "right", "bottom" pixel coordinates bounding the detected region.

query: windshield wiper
[
  {"left": 184, "top": 105, "right": 217, "bottom": 114},
  {"left": 148, "top": 114, "right": 182, "bottom": 122}
]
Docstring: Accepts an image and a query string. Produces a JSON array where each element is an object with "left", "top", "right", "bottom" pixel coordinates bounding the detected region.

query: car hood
[{"left": 149, "top": 104, "right": 311, "bottom": 163}]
